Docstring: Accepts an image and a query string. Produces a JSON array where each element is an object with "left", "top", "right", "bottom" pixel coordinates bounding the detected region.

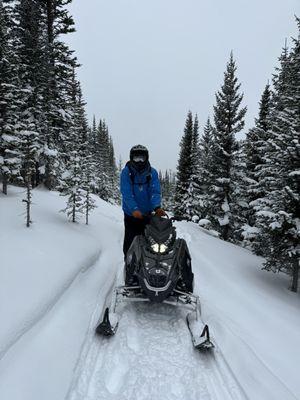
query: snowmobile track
[{"left": 66, "top": 290, "right": 247, "bottom": 400}]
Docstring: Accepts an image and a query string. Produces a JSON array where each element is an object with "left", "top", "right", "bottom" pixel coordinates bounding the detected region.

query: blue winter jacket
[{"left": 120, "top": 163, "right": 161, "bottom": 216}]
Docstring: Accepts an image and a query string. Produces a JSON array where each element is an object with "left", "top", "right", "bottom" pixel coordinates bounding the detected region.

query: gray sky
[{"left": 65, "top": 0, "right": 299, "bottom": 171}]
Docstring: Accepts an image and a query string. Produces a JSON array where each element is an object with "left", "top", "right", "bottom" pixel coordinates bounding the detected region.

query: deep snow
[{"left": 0, "top": 187, "right": 299, "bottom": 400}]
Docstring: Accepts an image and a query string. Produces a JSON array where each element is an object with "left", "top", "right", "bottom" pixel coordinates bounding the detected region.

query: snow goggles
[{"left": 133, "top": 155, "right": 146, "bottom": 162}]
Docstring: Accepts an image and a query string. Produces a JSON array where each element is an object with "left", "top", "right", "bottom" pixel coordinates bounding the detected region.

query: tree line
[
  {"left": 174, "top": 19, "right": 300, "bottom": 292},
  {"left": 0, "top": 0, "right": 118, "bottom": 225}
]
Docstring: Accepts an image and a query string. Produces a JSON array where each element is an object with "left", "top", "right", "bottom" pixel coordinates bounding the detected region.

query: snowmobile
[{"left": 95, "top": 215, "right": 213, "bottom": 350}]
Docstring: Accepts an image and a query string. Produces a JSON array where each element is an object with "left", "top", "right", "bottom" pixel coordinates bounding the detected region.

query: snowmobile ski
[
  {"left": 95, "top": 307, "right": 119, "bottom": 337},
  {"left": 186, "top": 312, "right": 214, "bottom": 350}
]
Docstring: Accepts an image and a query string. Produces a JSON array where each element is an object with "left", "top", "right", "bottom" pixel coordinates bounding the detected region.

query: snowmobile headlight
[
  {"left": 160, "top": 244, "right": 168, "bottom": 253},
  {"left": 151, "top": 243, "right": 168, "bottom": 253},
  {"left": 151, "top": 243, "right": 160, "bottom": 253}
]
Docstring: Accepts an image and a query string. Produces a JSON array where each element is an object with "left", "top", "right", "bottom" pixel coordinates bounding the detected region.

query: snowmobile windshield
[{"left": 145, "top": 216, "right": 176, "bottom": 253}]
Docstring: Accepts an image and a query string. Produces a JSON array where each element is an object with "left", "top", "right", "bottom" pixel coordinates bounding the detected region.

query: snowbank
[
  {"left": 176, "top": 221, "right": 300, "bottom": 400},
  {"left": 0, "top": 186, "right": 123, "bottom": 400}
]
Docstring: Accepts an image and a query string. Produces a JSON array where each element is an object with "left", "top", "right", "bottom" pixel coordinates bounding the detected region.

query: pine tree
[
  {"left": 174, "top": 111, "right": 194, "bottom": 218},
  {"left": 253, "top": 45, "right": 291, "bottom": 256},
  {"left": 108, "top": 135, "right": 119, "bottom": 202},
  {"left": 0, "top": 0, "right": 23, "bottom": 194},
  {"left": 254, "top": 24, "right": 300, "bottom": 291},
  {"left": 160, "top": 169, "right": 176, "bottom": 211},
  {"left": 60, "top": 151, "right": 83, "bottom": 222},
  {"left": 15, "top": 0, "right": 46, "bottom": 188},
  {"left": 39, "top": 0, "right": 77, "bottom": 189},
  {"left": 76, "top": 87, "right": 97, "bottom": 224},
  {"left": 207, "top": 53, "right": 247, "bottom": 240},
  {"left": 59, "top": 70, "right": 85, "bottom": 222},
  {"left": 186, "top": 114, "right": 201, "bottom": 221},
  {"left": 239, "top": 84, "right": 272, "bottom": 246},
  {"left": 230, "top": 139, "right": 249, "bottom": 242},
  {"left": 96, "top": 119, "right": 110, "bottom": 200},
  {"left": 197, "top": 117, "right": 214, "bottom": 224}
]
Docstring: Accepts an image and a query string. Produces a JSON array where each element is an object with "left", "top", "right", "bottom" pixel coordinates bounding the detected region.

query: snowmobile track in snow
[{"left": 66, "top": 284, "right": 247, "bottom": 400}]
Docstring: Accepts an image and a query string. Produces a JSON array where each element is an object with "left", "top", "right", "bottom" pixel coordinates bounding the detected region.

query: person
[{"left": 120, "top": 144, "right": 166, "bottom": 257}]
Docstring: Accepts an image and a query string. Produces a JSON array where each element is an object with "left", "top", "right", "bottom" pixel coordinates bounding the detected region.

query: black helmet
[{"left": 129, "top": 145, "right": 149, "bottom": 171}]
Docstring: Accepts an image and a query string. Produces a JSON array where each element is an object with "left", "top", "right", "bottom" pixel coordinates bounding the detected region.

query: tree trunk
[
  {"left": 2, "top": 174, "right": 8, "bottom": 195},
  {"left": 46, "top": 0, "right": 54, "bottom": 46},
  {"left": 45, "top": 163, "right": 56, "bottom": 190},
  {"left": 35, "top": 161, "right": 40, "bottom": 187},
  {"left": 72, "top": 194, "right": 76, "bottom": 223},
  {"left": 25, "top": 176, "right": 32, "bottom": 228},
  {"left": 86, "top": 192, "right": 89, "bottom": 225},
  {"left": 291, "top": 258, "right": 299, "bottom": 293},
  {"left": 222, "top": 224, "right": 229, "bottom": 241}
]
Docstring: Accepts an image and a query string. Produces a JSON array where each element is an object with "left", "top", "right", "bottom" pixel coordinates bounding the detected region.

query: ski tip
[
  {"left": 195, "top": 340, "right": 214, "bottom": 351},
  {"left": 95, "top": 322, "right": 116, "bottom": 336},
  {"left": 95, "top": 307, "right": 117, "bottom": 337}
]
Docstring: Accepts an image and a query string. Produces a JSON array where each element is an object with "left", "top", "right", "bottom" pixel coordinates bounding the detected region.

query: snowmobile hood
[{"left": 145, "top": 216, "right": 176, "bottom": 245}]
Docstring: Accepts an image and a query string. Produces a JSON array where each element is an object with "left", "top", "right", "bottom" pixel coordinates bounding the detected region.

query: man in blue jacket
[{"left": 121, "top": 145, "right": 166, "bottom": 257}]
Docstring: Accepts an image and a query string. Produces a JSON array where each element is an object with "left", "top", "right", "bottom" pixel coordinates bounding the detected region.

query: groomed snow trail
[
  {"left": 67, "top": 304, "right": 245, "bottom": 400},
  {"left": 66, "top": 244, "right": 246, "bottom": 399}
]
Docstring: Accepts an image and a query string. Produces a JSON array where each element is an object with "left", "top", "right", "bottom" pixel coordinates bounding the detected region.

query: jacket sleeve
[
  {"left": 150, "top": 168, "right": 162, "bottom": 210},
  {"left": 120, "top": 167, "right": 139, "bottom": 214}
]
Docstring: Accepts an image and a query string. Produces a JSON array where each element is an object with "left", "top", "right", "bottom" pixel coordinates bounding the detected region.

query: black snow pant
[{"left": 123, "top": 213, "right": 150, "bottom": 257}]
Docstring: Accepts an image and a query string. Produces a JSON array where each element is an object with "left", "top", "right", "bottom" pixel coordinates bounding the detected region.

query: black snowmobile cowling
[{"left": 125, "top": 216, "right": 194, "bottom": 303}]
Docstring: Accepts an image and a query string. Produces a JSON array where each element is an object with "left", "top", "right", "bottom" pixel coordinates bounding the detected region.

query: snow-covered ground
[{"left": 0, "top": 187, "right": 299, "bottom": 400}]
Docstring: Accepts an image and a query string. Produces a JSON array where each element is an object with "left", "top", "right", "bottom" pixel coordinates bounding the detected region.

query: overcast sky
[{"left": 65, "top": 0, "right": 299, "bottom": 171}]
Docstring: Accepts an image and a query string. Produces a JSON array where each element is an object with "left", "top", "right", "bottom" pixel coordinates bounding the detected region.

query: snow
[
  {"left": 0, "top": 187, "right": 300, "bottom": 400},
  {"left": 241, "top": 224, "right": 260, "bottom": 239},
  {"left": 289, "top": 170, "right": 300, "bottom": 176},
  {"left": 198, "top": 218, "right": 211, "bottom": 227},
  {"left": 256, "top": 210, "right": 276, "bottom": 218},
  {"left": 43, "top": 146, "right": 58, "bottom": 157},
  {"left": 221, "top": 197, "right": 230, "bottom": 213},
  {"left": 1, "top": 134, "right": 19, "bottom": 143},
  {"left": 39, "top": 165, "right": 46, "bottom": 174},
  {"left": 218, "top": 214, "right": 229, "bottom": 226}
]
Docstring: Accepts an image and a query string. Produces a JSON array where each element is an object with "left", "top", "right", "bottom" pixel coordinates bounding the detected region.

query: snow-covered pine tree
[
  {"left": 239, "top": 84, "right": 272, "bottom": 247},
  {"left": 93, "top": 119, "right": 118, "bottom": 202},
  {"left": 88, "top": 115, "right": 98, "bottom": 193},
  {"left": 197, "top": 117, "right": 214, "bottom": 226},
  {"left": 186, "top": 114, "right": 202, "bottom": 222},
  {"left": 15, "top": 0, "right": 46, "bottom": 188},
  {"left": 76, "top": 88, "right": 97, "bottom": 225},
  {"left": 38, "top": 0, "right": 77, "bottom": 189},
  {"left": 174, "top": 111, "right": 194, "bottom": 219},
  {"left": 252, "top": 45, "right": 291, "bottom": 256},
  {"left": 60, "top": 151, "right": 83, "bottom": 222},
  {"left": 95, "top": 119, "right": 110, "bottom": 200},
  {"left": 230, "top": 139, "right": 249, "bottom": 243},
  {"left": 161, "top": 169, "right": 176, "bottom": 211},
  {"left": 254, "top": 24, "right": 300, "bottom": 291},
  {"left": 207, "top": 53, "right": 247, "bottom": 240},
  {"left": 0, "top": 0, "right": 23, "bottom": 194},
  {"left": 108, "top": 135, "right": 119, "bottom": 202},
  {"left": 59, "top": 70, "right": 85, "bottom": 222}
]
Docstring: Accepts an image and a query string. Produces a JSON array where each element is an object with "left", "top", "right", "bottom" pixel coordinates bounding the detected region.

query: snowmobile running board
[{"left": 95, "top": 285, "right": 214, "bottom": 350}]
